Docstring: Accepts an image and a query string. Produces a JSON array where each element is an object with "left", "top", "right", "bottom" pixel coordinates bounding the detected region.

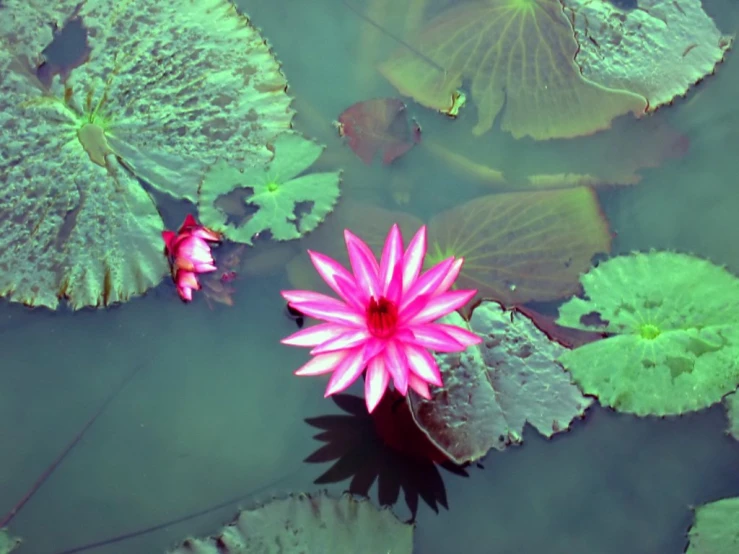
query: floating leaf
[
  {"left": 565, "top": 0, "right": 732, "bottom": 111},
  {"left": 557, "top": 251, "right": 739, "bottom": 416},
  {"left": 0, "top": 530, "right": 20, "bottom": 554},
  {"left": 426, "top": 188, "right": 611, "bottom": 306},
  {"left": 0, "top": 0, "right": 293, "bottom": 309},
  {"left": 378, "top": 0, "right": 646, "bottom": 139},
  {"left": 198, "top": 132, "right": 341, "bottom": 245},
  {"left": 337, "top": 98, "right": 421, "bottom": 165},
  {"left": 166, "top": 491, "right": 414, "bottom": 554},
  {"left": 408, "top": 301, "right": 592, "bottom": 464},
  {"left": 726, "top": 391, "right": 739, "bottom": 441},
  {"left": 685, "top": 496, "right": 739, "bottom": 554}
]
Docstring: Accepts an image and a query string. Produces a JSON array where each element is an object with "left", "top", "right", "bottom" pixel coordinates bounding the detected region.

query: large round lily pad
[
  {"left": 0, "top": 530, "right": 20, "bottom": 554},
  {"left": 557, "top": 251, "right": 739, "bottom": 416},
  {"left": 0, "top": 0, "right": 293, "bottom": 309},
  {"left": 166, "top": 491, "right": 414, "bottom": 554},
  {"left": 408, "top": 300, "right": 592, "bottom": 464},
  {"left": 564, "top": 0, "right": 732, "bottom": 111},
  {"left": 685, "top": 496, "right": 739, "bottom": 554},
  {"left": 379, "top": 0, "right": 646, "bottom": 139}
]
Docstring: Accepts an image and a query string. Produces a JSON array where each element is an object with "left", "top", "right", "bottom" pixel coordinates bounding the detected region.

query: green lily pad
[
  {"left": 0, "top": 530, "right": 21, "bottom": 554},
  {"left": 557, "top": 251, "right": 739, "bottom": 416},
  {"left": 686, "top": 496, "right": 739, "bottom": 554},
  {"left": 198, "top": 132, "right": 342, "bottom": 245},
  {"left": 166, "top": 491, "right": 413, "bottom": 554},
  {"left": 725, "top": 391, "right": 739, "bottom": 441},
  {"left": 408, "top": 300, "right": 592, "bottom": 465},
  {"left": 0, "top": 0, "right": 293, "bottom": 309},
  {"left": 565, "top": 0, "right": 732, "bottom": 111},
  {"left": 378, "top": 0, "right": 646, "bottom": 139}
]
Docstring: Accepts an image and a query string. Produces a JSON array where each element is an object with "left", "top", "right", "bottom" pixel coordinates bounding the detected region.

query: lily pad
[
  {"left": 198, "top": 132, "right": 342, "bottom": 245},
  {"left": 337, "top": 98, "right": 421, "bottom": 165},
  {"left": 0, "top": 0, "right": 293, "bottom": 309},
  {"left": 0, "top": 530, "right": 20, "bottom": 554},
  {"left": 166, "top": 491, "right": 414, "bottom": 554},
  {"left": 425, "top": 187, "right": 612, "bottom": 306},
  {"left": 565, "top": 0, "right": 732, "bottom": 111},
  {"left": 557, "top": 251, "right": 739, "bottom": 416},
  {"left": 725, "top": 391, "right": 739, "bottom": 441},
  {"left": 378, "top": 0, "right": 646, "bottom": 139},
  {"left": 685, "top": 496, "right": 739, "bottom": 554},
  {"left": 408, "top": 301, "right": 592, "bottom": 464}
]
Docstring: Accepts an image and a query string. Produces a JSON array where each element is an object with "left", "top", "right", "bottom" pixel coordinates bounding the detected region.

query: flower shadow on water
[{"left": 304, "top": 393, "right": 470, "bottom": 518}]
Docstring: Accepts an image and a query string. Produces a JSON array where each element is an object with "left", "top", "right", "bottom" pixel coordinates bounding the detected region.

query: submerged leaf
[
  {"left": 685, "top": 496, "right": 739, "bottom": 554},
  {"left": 565, "top": 0, "right": 732, "bottom": 111},
  {"left": 0, "top": 0, "right": 293, "bottom": 309},
  {"left": 286, "top": 200, "right": 424, "bottom": 292},
  {"left": 166, "top": 491, "right": 414, "bottom": 554},
  {"left": 426, "top": 188, "right": 611, "bottom": 306},
  {"left": 408, "top": 301, "right": 592, "bottom": 464},
  {"left": 557, "top": 251, "right": 739, "bottom": 416},
  {"left": 198, "top": 132, "right": 342, "bottom": 245},
  {"left": 724, "top": 391, "right": 739, "bottom": 441},
  {"left": 337, "top": 98, "right": 421, "bottom": 165},
  {"left": 378, "top": 0, "right": 646, "bottom": 139}
]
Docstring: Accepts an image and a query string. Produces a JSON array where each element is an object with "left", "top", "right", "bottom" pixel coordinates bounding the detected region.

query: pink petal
[
  {"left": 383, "top": 340, "right": 409, "bottom": 395},
  {"left": 282, "top": 323, "right": 350, "bottom": 347},
  {"left": 402, "top": 225, "right": 427, "bottom": 292},
  {"left": 405, "top": 324, "right": 464, "bottom": 352},
  {"left": 402, "top": 343, "right": 443, "bottom": 387},
  {"left": 191, "top": 227, "right": 221, "bottom": 242},
  {"left": 177, "top": 285, "right": 193, "bottom": 302},
  {"left": 433, "top": 257, "right": 464, "bottom": 296},
  {"left": 311, "top": 328, "right": 370, "bottom": 355},
  {"left": 365, "top": 355, "right": 390, "bottom": 413},
  {"left": 282, "top": 289, "right": 342, "bottom": 305},
  {"left": 344, "top": 229, "right": 381, "bottom": 300},
  {"left": 193, "top": 262, "right": 217, "bottom": 273},
  {"left": 399, "top": 257, "right": 454, "bottom": 313},
  {"left": 324, "top": 346, "right": 366, "bottom": 396},
  {"left": 378, "top": 224, "right": 404, "bottom": 296},
  {"left": 162, "top": 230, "right": 177, "bottom": 253},
  {"left": 408, "top": 289, "right": 477, "bottom": 325},
  {"left": 408, "top": 373, "right": 431, "bottom": 399},
  {"left": 290, "top": 300, "right": 365, "bottom": 327},
  {"left": 295, "top": 350, "right": 348, "bottom": 376},
  {"left": 307, "top": 250, "right": 364, "bottom": 312},
  {"left": 178, "top": 214, "right": 199, "bottom": 233},
  {"left": 176, "top": 271, "right": 200, "bottom": 290},
  {"left": 177, "top": 237, "right": 214, "bottom": 264},
  {"left": 435, "top": 323, "right": 482, "bottom": 347}
]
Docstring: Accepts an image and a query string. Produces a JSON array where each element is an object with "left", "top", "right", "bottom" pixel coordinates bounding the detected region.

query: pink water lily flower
[
  {"left": 281, "top": 224, "right": 481, "bottom": 412},
  {"left": 162, "top": 214, "right": 221, "bottom": 302}
]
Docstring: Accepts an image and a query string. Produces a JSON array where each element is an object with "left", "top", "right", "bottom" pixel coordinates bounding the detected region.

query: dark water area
[{"left": 1, "top": 0, "right": 739, "bottom": 553}]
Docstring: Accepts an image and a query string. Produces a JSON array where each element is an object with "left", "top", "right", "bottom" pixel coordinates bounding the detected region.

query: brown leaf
[
  {"left": 426, "top": 188, "right": 612, "bottom": 306},
  {"left": 337, "top": 98, "right": 421, "bottom": 164}
]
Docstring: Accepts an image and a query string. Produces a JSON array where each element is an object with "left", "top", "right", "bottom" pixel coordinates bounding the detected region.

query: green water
[{"left": 2, "top": 0, "right": 739, "bottom": 552}]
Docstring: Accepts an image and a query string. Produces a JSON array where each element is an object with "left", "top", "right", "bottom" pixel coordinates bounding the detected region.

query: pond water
[{"left": 2, "top": 0, "right": 739, "bottom": 552}]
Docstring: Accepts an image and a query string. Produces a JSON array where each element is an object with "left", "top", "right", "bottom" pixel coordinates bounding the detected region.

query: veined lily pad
[
  {"left": 425, "top": 187, "right": 611, "bottom": 306},
  {"left": 557, "top": 251, "right": 739, "bottom": 416},
  {"left": 166, "top": 491, "right": 413, "bottom": 554},
  {"left": 565, "top": 0, "right": 732, "bottom": 111},
  {"left": 408, "top": 301, "right": 592, "bottom": 464},
  {"left": 686, "top": 496, "right": 739, "bottom": 554},
  {"left": 378, "top": 0, "right": 646, "bottom": 139},
  {"left": 198, "top": 132, "right": 342, "bottom": 245},
  {"left": 0, "top": 0, "right": 293, "bottom": 309}
]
